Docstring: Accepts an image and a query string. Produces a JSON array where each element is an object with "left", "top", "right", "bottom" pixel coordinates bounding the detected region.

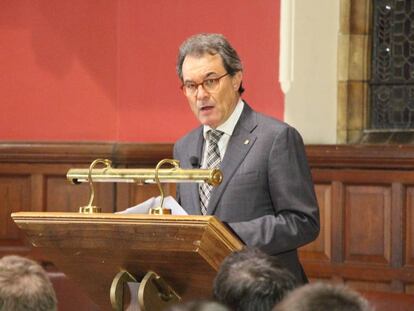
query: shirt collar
[{"left": 203, "top": 99, "right": 244, "bottom": 139}]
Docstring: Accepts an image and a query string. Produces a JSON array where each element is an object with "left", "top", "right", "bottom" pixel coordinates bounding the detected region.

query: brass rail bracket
[
  {"left": 148, "top": 159, "right": 179, "bottom": 215},
  {"left": 110, "top": 270, "right": 180, "bottom": 311},
  {"left": 79, "top": 159, "right": 112, "bottom": 213}
]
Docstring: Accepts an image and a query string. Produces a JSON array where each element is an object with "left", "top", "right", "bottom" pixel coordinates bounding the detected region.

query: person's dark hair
[
  {"left": 164, "top": 300, "right": 230, "bottom": 311},
  {"left": 213, "top": 247, "right": 297, "bottom": 311},
  {"left": 0, "top": 255, "right": 57, "bottom": 311},
  {"left": 273, "top": 282, "right": 373, "bottom": 311},
  {"left": 176, "top": 33, "right": 245, "bottom": 94}
]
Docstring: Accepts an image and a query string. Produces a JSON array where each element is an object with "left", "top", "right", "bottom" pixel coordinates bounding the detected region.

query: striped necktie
[{"left": 199, "top": 129, "right": 224, "bottom": 215}]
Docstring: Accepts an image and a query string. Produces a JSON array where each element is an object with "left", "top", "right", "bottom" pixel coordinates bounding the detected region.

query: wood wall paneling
[
  {"left": 303, "top": 145, "right": 414, "bottom": 293},
  {"left": 1, "top": 142, "right": 414, "bottom": 306},
  {"left": 299, "top": 183, "right": 332, "bottom": 262},
  {"left": 345, "top": 280, "right": 392, "bottom": 293},
  {"left": 46, "top": 176, "right": 115, "bottom": 213},
  {"left": 0, "top": 174, "right": 31, "bottom": 254},
  {"left": 344, "top": 184, "right": 391, "bottom": 265},
  {"left": 406, "top": 187, "right": 414, "bottom": 267}
]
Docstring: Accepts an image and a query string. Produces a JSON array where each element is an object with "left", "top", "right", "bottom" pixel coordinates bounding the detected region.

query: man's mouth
[{"left": 200, "top": 105, "right": 214, "bottom": 112}]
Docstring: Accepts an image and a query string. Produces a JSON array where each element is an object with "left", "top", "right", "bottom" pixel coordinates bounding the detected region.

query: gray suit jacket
[{"left": 173, "top": 102, "right": 320, "bottom": 283}]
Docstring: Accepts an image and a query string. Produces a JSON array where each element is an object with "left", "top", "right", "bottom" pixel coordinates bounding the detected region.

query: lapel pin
[{"left": 244, "top": 139, "right": 250, "bottom": 145}]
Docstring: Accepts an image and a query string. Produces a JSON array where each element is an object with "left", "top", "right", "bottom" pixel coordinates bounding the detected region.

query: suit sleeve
[{"left": 227, "top": 126, "right": 320, "bottom": 255}]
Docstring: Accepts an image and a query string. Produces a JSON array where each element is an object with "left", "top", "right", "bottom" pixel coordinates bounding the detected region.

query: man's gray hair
[
  {"left": 176, "top": 33, "right": 244, "bottom": 94},
  {"left": 0, "top": 255, "right": 57, "bottom": 311},
  {"left": 273, "top": 282, "right": 373, "bottom": 311}
]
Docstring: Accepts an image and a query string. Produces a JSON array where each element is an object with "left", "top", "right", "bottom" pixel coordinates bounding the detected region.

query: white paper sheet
[{"left": 117, "top": 196, "right": 188, "bottom": 215}]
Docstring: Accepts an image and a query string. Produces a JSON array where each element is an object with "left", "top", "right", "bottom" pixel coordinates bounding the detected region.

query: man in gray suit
[{"left": 173, "top": 33, "right": 319, "bottom": 283}]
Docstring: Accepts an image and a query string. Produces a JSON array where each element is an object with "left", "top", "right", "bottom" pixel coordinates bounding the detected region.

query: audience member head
[
  {"left": 273, "top": 282, "right": 373, "bottom": 311},
  {"left": 164, "top": 300, "right": 229, "bottom": 311},
  {"left": 213, "top": 247, "right": 297, "bottom": 311},
  {"left": 0, "top": 255, "right": 57, "bottom": 311}
]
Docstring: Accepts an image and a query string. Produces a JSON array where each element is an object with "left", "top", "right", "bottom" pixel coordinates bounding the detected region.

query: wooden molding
[
  {"left": 307, "top": 145, "right": 414, "bottom": 169},
  {"left": 0, "top": 142, "right": 173, "bottom": 165},
  {"left": 2, "top": 142, "right": 414, "bottom": 169}
]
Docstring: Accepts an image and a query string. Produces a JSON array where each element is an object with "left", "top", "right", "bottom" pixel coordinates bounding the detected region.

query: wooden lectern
[{"left": 11, "top": 212, "right": 243, "bottom": 311}]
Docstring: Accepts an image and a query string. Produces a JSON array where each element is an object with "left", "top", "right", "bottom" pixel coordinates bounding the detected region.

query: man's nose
[{"left": 196, "top": 84, "right": 209, "bottom": 99}]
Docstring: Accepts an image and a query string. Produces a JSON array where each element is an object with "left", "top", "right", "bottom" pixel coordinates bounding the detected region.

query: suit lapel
[
  {"left": 186, "top": 128, "right": 204, "bottom": 215},
  {"left": 207, "top": 104, "right": 258, "bottom": 215}
]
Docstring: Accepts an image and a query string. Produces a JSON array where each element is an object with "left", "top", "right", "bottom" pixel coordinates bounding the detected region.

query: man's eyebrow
[
  {"left": 204, "top": 72, "right": 219, "bottom": 79},
  {"left": 183, "top": 71, "right": 219, "bottom": 83}
]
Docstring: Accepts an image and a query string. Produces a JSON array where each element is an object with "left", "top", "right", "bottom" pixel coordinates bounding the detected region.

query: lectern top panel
[{"left": 12, "top": 212, "right": 243, "bottom": 311}]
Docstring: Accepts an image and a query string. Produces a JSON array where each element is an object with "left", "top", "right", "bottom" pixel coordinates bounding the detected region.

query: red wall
[{"left": 0, "top": 1, "right": 282, "bottom": 142}]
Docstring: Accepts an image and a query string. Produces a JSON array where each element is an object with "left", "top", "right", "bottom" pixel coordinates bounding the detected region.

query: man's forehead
[{"left": 182, "top": 53, "right": 225, "bottom": 79}]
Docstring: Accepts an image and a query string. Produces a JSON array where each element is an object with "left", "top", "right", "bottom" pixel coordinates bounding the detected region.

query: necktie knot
[{"left": 208, "top": 130, "right": 224, "bottom": 145}]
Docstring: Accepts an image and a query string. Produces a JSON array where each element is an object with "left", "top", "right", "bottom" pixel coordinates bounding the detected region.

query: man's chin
[{"left": 199, "top": 118, "right": 219, "bottom": 128}]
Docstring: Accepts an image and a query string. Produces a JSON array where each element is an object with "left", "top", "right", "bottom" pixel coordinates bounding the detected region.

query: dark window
[{"left": 370, "top": 0, "right": 414, "bottom": 129}]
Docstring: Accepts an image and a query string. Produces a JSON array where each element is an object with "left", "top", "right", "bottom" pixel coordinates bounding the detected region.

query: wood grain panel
[
  {"left": 300, "top": 183, "right": 331, "bottom": 261},
  {"left": 0, "top": 175, "right": 31, "bottom": 254},
  {"left": 344, "top": 185, "right": 392, "bottom": 265},
  {"left": 47, "top": 176, "right": 90, "bottom": 213},
  {"left": 331, "top": 181, "right": 345, "bottom": 264},
  {"left": 345, "top": 280, "right": 392, "bottom": 293},
  {"left": 304, "top": 261, "right": 414, "bottom": 282},
  {"left": 406, "top": 187, "right": 414, "bottom": 267},
  {"left": 11, "top": 213, "right": 244, "bottom": 310},
  {"left": 306, "top": 144, "right": 414, "bottom": 169},
  {"left": 0, "top": 176, "right": 30, "bottom": 238},
  {"left": 46, "top": 176, "right": 114, "bottom": 213},
  {"left": 391, "top": 183, "right": 404, "bottom": 269},
  {"left": 48, "top": 272, "right": 101, "bottom": 311}
]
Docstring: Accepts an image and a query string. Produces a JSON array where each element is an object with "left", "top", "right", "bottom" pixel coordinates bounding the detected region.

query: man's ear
[{"left": 232, "top": 71, "right": 243, "bottom": 91}]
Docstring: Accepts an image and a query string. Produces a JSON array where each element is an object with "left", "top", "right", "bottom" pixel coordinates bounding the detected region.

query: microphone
[{"left": 189, "top": 156, "right": 200, "bottom": 168}]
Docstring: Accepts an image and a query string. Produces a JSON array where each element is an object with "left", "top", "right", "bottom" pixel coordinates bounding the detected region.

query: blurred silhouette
[{"left": 0, "top": 255, "right": 57, "bottom": 311}]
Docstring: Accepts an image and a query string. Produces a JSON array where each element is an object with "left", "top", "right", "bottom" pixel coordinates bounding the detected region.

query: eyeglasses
[{"left": 181, "top": 72, "right": 229, "bottom": 96}]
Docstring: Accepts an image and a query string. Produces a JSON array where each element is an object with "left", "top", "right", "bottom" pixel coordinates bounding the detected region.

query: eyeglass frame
[{"left": 180, "top": 72, "right": 230, "bottom": 96}]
